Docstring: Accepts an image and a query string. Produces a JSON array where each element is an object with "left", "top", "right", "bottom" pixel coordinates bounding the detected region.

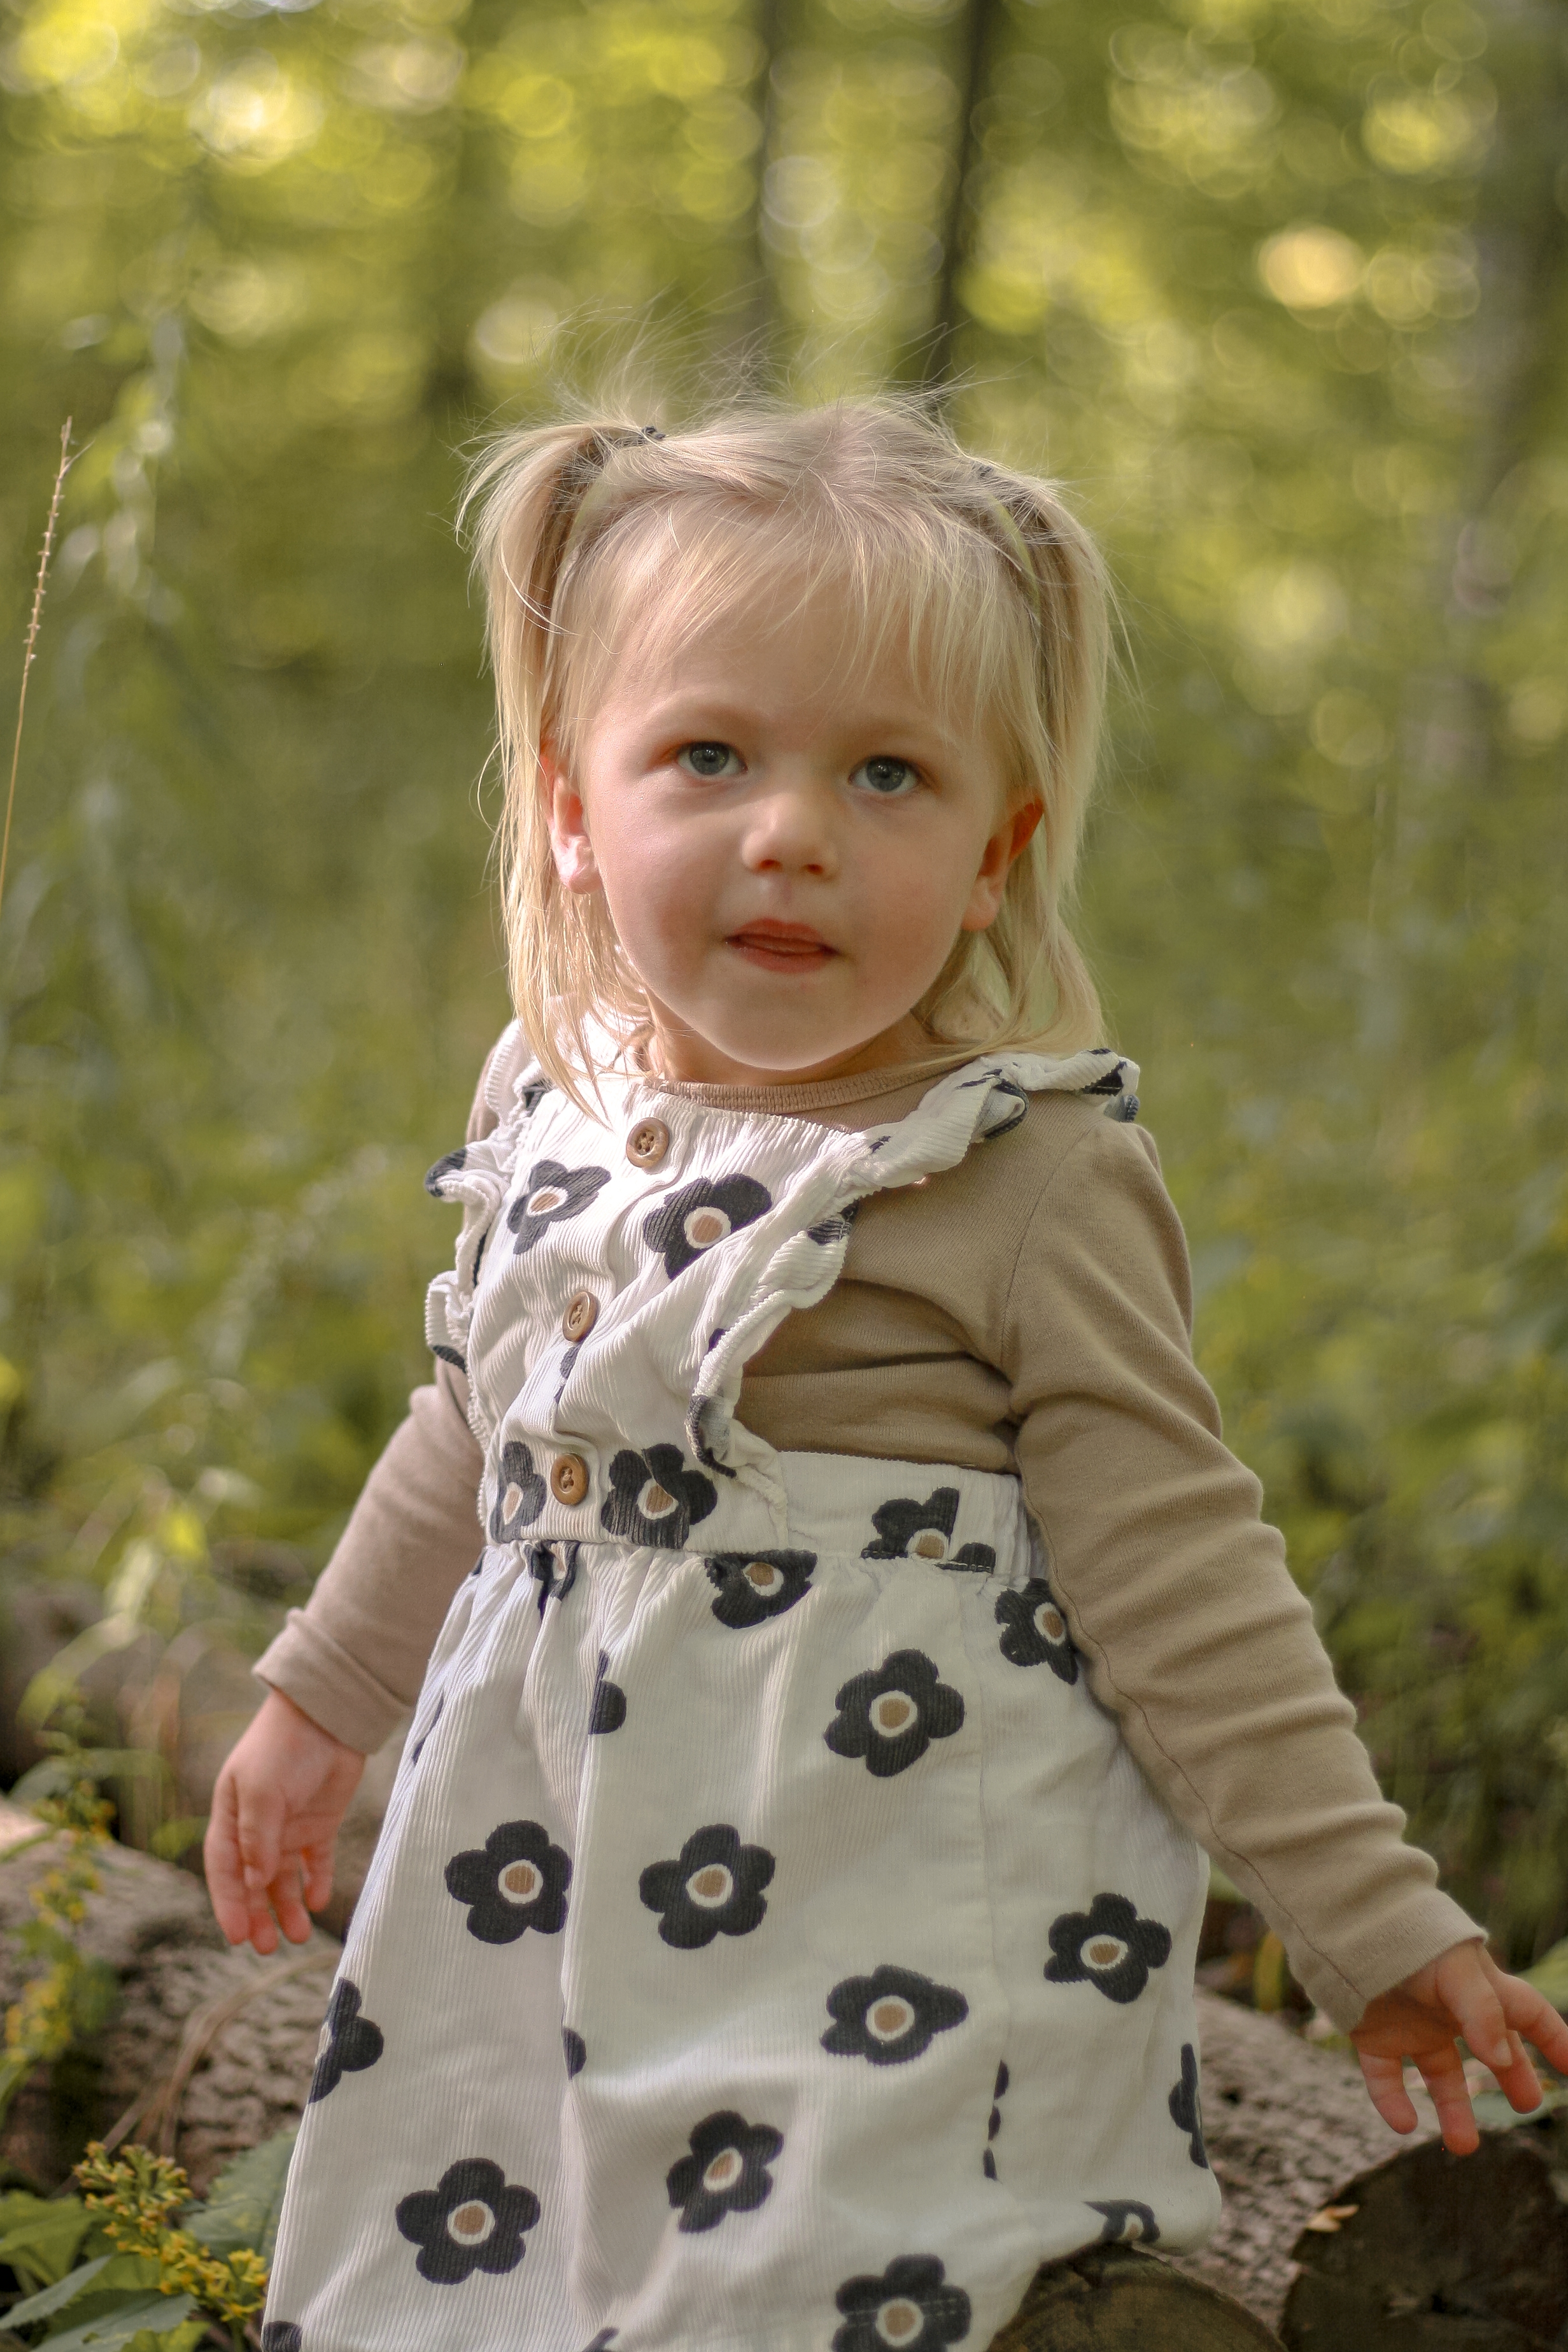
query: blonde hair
[{"left": 462, "top": 399, "right": 1110, "bottom": 1097}]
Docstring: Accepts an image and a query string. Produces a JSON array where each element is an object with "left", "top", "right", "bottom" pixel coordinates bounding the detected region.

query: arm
[
  {"left": 209, "top": 1047, "right": 504, "bottom": 1945},
  {"left": 1002, "top": 1118, "right": 1568, "bottom": 2148},
  {"left": 251, "top": 1360, "right": 485, "bottom": 1751},
  {"left": 1002, "top": 1115, "right": 1480, "bottom": 2025}
]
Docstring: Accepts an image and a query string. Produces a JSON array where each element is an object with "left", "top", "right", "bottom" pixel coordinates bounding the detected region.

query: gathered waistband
[{"left": 479, "top": 1444, "right": 1035, "bottom": 1576}]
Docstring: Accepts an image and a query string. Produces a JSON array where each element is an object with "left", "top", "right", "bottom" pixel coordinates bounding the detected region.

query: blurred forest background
[{"left": 1, "top": 0, "right": 1565, "bottom": 1965}]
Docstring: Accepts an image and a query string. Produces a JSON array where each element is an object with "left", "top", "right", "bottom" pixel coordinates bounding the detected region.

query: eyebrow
[{"left": 631, "top": 693, "right": 964, "bottom": 757}]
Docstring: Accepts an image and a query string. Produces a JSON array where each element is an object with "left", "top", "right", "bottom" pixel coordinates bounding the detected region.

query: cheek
[{"left": 591, "top": 809, "right": 721, "bottom": 962}]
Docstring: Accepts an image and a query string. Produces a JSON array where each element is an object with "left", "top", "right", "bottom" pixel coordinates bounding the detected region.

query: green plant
[
  {"left": 0, "top": 1770, "right": 118, "bottom": 2135},
  {"left": 0, "top": 2132, "right": 292, "bottom": 2352}
]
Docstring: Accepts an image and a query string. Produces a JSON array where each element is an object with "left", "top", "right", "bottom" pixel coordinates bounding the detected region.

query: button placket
[
  {"left": 550, "top": 1454, "right": 590, "bottom": 1507},
  {"left": 561, "top": 1290, "right": 599, "bottom": 1343},
  {"left": 626, "top": 1117, "right": 670, "bottom": 1170}
]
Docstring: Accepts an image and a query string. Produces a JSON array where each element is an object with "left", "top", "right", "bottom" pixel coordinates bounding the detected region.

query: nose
[{"left": 739, "top": 772, "right": 837, "bottom": 878}]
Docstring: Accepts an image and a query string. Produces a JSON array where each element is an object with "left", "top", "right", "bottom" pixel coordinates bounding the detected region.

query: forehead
[{"left": 560, "top": 497, "right": 1009, "bottom": 747}]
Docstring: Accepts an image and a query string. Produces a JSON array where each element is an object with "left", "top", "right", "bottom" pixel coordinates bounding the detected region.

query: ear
[
  {"left": 961, "top": 799, "right": 1042, "bottom": 933},
  {"left": 541, "top": 749, "right": 600, "bottom": 896}
]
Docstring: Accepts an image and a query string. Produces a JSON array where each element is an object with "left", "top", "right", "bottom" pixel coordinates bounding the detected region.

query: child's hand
[
  {"left": 204, "top": 1689, "right": 366, "bottom": 1953},
  {"left": 1351, "top": 1940, "right": 1568, "bottom": 2154}
]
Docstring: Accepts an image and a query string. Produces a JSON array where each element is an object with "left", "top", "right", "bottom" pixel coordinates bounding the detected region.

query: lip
[{"left": 726, "top": 921, "right": 836, "bottom": 973}]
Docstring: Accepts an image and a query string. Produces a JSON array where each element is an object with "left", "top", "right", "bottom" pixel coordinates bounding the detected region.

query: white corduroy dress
[{"left": 263, "top": 1031, "right": 1220, "bottom": 2352}]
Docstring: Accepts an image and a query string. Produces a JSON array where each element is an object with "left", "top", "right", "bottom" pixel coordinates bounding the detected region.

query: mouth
[{"left": 725, "top": 921, "right": 837, "bottom": 974}]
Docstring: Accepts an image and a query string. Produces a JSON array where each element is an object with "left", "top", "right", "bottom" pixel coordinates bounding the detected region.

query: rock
[
  {"left": 1280, "top": 2130, "right": 1568, "bottom": 2349},
  {"left": 996, "top": 2245, "right": 1282, "bottom": 2348},
  {"left": 0, "top": 1799, "right": 335, "bottom": 2194}
]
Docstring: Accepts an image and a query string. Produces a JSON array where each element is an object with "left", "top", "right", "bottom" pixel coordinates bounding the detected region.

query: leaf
[
  {"left": 3, "top": 2254, "right": 117, "bottom": 2328},
  {"left": 1523, "top": 1936, "right": 1568, "bottom": 2013},
  {"left": 147, "top": 1819, "right": 206, "bottom": 1863},
  {"left": 122, "top": 2327, "right": 206, "bottom": 2352},
  {"left": 67, "top": 1957, "right": 121, "bottom": 2039},
  {"left": 183, "top": 2125, "right": 296, "bottom": 2263},
  {"left": 34, "top": 2290, "right": 196, "bottom": 2350},
  {"left": 0, "top": 2194, "right": 91, "bottom": 2292}
]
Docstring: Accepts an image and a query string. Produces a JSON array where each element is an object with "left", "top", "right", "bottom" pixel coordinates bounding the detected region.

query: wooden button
[
  {"left": 550, "top": 1453, "right": 590, "bottom": 1506},
  {"left": 562, "top": 1290, "right": 598, "bottom": 1342},
  {"left": 626, "top": 1117, "right": 670, "bottom": 1170}
]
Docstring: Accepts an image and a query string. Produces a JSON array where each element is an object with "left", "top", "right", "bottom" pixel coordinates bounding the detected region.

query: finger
[
  {"left": 300, "top": 1838, "right": 337, "bottom": 1915},
  {"left": 234, "top": 1780, "right": 287, "bottom": 1952},
  {"left": 202, "top": 1776, "right": 252, "bottom": 1946},
  {"left": 1500, "top": 1980, "right": 1568, "bottom": 2076},
  {"left": 1437, "top": 1951, "right": 1512, "bottom": 2074},
  {"left": 1417, "top": 2046, "right": 1479, "bottom": 2156},
  {"left": 1488, "top": 2030, "right": 1543, "bottom": 2116},
  {"left": 268, "top": 1849, "right": 314, "bottom": 1946},
  {"left": 1357, "top": 2050, "right": 1418, "bottom": 2136}
]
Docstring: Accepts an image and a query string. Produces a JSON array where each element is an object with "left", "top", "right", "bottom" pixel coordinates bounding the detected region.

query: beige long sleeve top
[{"left": 255, "top": 1052, "right": 1481, "bottom": 2028}]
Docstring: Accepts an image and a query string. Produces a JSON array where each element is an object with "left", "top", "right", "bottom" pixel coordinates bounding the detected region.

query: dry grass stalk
[{"left": 0, "top": 419, "right": 75, "bottom": 930}]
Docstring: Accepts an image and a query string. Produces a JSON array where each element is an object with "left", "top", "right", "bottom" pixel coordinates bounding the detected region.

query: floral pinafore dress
[{"left": 264, "top": 1030, "right": 1220, "bottom": 2352}]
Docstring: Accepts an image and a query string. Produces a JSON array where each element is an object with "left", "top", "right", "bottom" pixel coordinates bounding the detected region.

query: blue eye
[
  {"left": 677, "top": 742, "right": 742, "bottom": 779},
  {"left": 851, "top": 756, "right": 919, "bottom": 798}
]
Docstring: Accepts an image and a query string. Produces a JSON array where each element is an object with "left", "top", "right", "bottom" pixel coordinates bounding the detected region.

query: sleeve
[
  {"left": 1003, "top": 1114, "right": 1483, "bottom": 2030},
  {"left": 251, "top": 1038, "right": 507, "bottom": 1752},
  {"left": 253, "top": 1363, "right": 484, "bottom": 1751}
]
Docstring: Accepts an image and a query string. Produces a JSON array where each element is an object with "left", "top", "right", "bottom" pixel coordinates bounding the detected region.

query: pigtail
[
  {"left": 915, "top": 458, "right": 1109, "bottom": 1056},
  {"left": 461, "top": 419, "right": 658, "bottom": 1106}
]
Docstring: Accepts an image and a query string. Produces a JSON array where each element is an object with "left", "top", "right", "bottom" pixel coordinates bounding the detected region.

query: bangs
[{"left": 547, "top": 487, "right": 1042, "bottom": 797}]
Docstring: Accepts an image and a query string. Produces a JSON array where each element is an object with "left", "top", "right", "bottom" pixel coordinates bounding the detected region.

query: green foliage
[
  {"left": 1, "top": 0, "right": 1565, "bottom": 1966},
  {"left": 180, "top": 2129, "right": 294, "bottom": 2268},
  {"left": 0, "top": 2136, "right": 292, "bottom": 2348},
  {"left": 0, "top": 1773, "right": 116, "bottom": 2132}
]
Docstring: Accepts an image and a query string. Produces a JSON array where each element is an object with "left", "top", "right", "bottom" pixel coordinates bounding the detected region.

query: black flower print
[
  {"left": 519, "top": 1079, "right": 551, "bottom": 1116},
  {"left": 424, "top": 1148, "right": 465, "bottom": 1197},
  {"left": 600, "top": 1445, "right": 717, "bottom": 1548},
  {"left": 861, "top": 1488, "right": 996, "bottom": 1572},
  {"left": 832, "top": 2255, "right": 971, "bottom": 2352},
  {"left": 589, "top": 1652, "right": 626, "bottom": 1734},
  {"left": 309, "top": 1978, "right": 384, "bottom": 2102},
  {"left": 1044, "top": 1893, "right": 1172, "bottom": 2005},
  {"left": 1089, "top": 2200, "right": 1159, "bottom": 2246},
  {"left": 862, "top": 1487, "right": 959, "bottom": 1562},
  {"left": 822, "top": 1966, "right": 968, "bottom": 2066},
  {"left": 665, "top": 2110, "right": 783, "bottom": 2233},
  {"left": 563, "top": 2027, "right": 586, "bottom": 2078},
  {"left": 639, "top": 1824, "right": 774, "bottom": 1949},
  {"left": 643, "top": 1175, "right": 772, "bottom": 1279},
  {"left": 395, "top": 2157, "right": 540, "bottom": 2285},
  {"left": 994, "top": 1579, "right": 1078, "bottom": 1682},
  {"left": 982, "top": 2060, "right": 1008, "bottom": 2179},
  {"left": 507, "top": 1159, "right": 611, "bottom": 1255},
  {"left": 490, "top": 1442, "right": 546, "bottom": 1543},
  {"left": 1168, "top": 2041, "right": 1208, "bottom": 2167},
  {"left": 824, "top": 1650, "right": 964, "bottom": 1778},
  {"left": 409, "top": 1690, "right": 444, "bottom": 1766},
  {"left": 446, "top": 1820, "right": 570, "bottom": 1944},
  {"left": 431, "top": 1343, "right": 466, "bottom": 1372},
  {"left": 261, "top": 2328, "right": 302, "bottom": 2352},
  {"left": 556, "top": 1342, "right": 581, "bottom": 1399},
  {"left": 705, "top": 1549, "right": 816, "bottom": 1629}
]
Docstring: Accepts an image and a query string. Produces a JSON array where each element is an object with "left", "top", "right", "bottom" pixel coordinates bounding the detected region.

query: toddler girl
[{"left": 208, "top": 402, "right": 1568, "bottom": 2352}]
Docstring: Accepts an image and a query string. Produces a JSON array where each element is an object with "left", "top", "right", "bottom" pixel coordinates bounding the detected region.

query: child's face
[{"left": 546, "top": 570, "right": 1039, "bottom": 1087}]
